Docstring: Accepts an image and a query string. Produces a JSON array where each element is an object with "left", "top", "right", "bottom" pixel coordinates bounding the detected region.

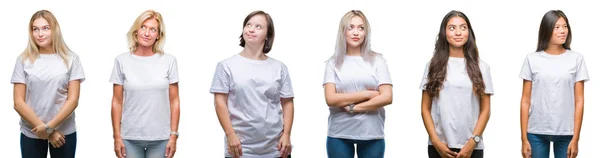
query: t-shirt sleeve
[
  {"left": 10, "top": 57, "right": 26, "bottom": 84},
  {"left": 209, "top": 62, "right": 230, "bottom": 94},
  {"left": 419, "top": 63, "right": 429, "bottom": 90},
  {"left": 168, "top": 57, "right": 179, "bottom": 84},
  {"left": 375, "top": 57, "right": 392, "bottom": 86},
  {"left": 519, "top": 56, "right": 533, "bottom": 81},
  {"left": 575, "top": 56, "right": 589, "bottom": 82},
  {"left": 482, "top": 63, "right": 494, "bottom": 95},
  {"left": 280, "top": 64, "right": 294, "bottom": 98},
  {"left": 69, "top": 55, "right": 86, "bottom": 83},
  {"left": 323, "top": 60, "right": 336, "bottom": 85},
  {"left": 109, "top": 58, "right": 124, "bottom": 85}
]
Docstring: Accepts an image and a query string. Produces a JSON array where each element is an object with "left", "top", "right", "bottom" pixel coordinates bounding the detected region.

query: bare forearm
[
  {"left": 472, "top": 95, "right": 491, "bottom": 137},
  {"left": 48, "top": 99, "right": 78, "bottom": 129},
  {"left": 216, "top": 104, "right": 236, "bottom": 136},
  {"left": 14, "top": 102, "right": 44, "bottom": 127},
  {"left": 170, "top": 100, "right": 180, "bottom": 132},
  {"left": 573, "top": 102, "right": 583, "bottom": 141},
  {"left": 421, "top": 91, "right": 440, "bottom": 142},
  {"left": 520, "top": 102, "right": 530, "bottom": 141},
  {"left": 281, "top": 99, "right": 294, "bottom": 136},
  {"left": 353, "top": 93, "right": 392, "bottom": 112},
  {"left": 326, "top": 91, "right": 372, "bottom": 107},
  {"left": 111, "top": 103, "right": 123, "bottom": 139}
]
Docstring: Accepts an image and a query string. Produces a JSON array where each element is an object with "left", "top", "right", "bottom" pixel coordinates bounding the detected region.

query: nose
[
  {"left": 143, "top": 29, "right": 150, "bottom": 37},
  {"left": 352, "top": 28, "right": 358, "bottom": 36}
]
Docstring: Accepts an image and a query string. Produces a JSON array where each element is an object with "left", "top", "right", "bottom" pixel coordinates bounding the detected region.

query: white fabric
[
  {"left": 323, "top": 55, "right": 392, "bottom": 140},
  {"left": 420, "top": 57, "right": 494, "bottom": 149},
  {"left": 520, "top": 50, "right": 589, "bottom": 135},
  {"left": 11, "top": 53, "right": 85, "bottom": 139},
  {"left": 110, "top": 52, "right": 179, "bottom": 140},
  {"left": 210, "top": 54, "right": 294, "bottom": 158}
]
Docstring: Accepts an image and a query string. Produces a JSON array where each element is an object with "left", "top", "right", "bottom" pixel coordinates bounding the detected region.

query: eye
[
  {"left": 449, "top": 26, "right": 455, "bottom": 31},
  {"left": 33, "top": 27, "right": 38, "bottom": 31},
  {"left": 43, "top": 27, "right": 50, "bottom": 30},
  {"left": 256, "top": 25, "right": 262, "bottom": 29},
  {"left": 460, "top": 26, "right": 467, "bottom": 31},
  {"left": 151, "top": 28, "right": 157, "bottom": 32},
  {"left": 359, "top": 26, "right": 365, "bottom": 31}
]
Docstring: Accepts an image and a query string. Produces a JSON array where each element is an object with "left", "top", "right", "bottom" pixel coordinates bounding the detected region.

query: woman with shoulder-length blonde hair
[
  {"left": 323, "top": 10, "right": 393, "bottom": 158},
  {"left": 110, "top": 10, "right": 180, "bottom": 158},
  {"left": 12, "top": 10, "right": 85, "bottom": 158}
]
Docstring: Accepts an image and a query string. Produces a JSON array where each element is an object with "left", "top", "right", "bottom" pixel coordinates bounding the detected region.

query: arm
[
  {"left": 520, "top": 80, "right": 532, "bottom": 142},
  {"left": 471, "top": 94, "right": 491, "bottom": 139},
  {"left": 323, "top": 83, "right": 378, "bottom": 107},
  {"left": 111, "top": 84, "right": 124, "bottom": 139},
  {"left": 169, "top": 83, "right": 180, "bottom": 137},
  {"left": 47, "top": 80, "right": 81, "bottom": 129},
  {"left": 281, "top": 97, "right": 294, "bottom": 136},
  {"left": 572, "top": 81, "right": 584, "bottom": 142},
  {"left": 352, "top": 84, "right": 393, "bottom": 112},
  {"left": 215, "top": 93, "right": 235, "bottom": 136},
  {"left": 421, "top": 90, "right": 440, "bottom": 143},
  {"left": 13, "top": 84, "right": 44, "bottom": 129}
]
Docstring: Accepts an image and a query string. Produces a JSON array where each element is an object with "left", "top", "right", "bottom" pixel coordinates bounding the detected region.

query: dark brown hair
[
  {"left": 239, "top": 10, "right": 275, "bottom": 54},
  {"left": 425, "top": 10, "right": 485, "bottom": 98},
  {"left": 536, "top": 10, "right": 571, "bottom": 52}
]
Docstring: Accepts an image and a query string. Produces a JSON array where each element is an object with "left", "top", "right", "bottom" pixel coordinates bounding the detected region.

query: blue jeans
[
  {"left": 123, "top": 139, "right": 169, "bottom": 158},
  {"left": 20, "top": 132, "right": 77, "bottom": 158},
  {"left": 527, "top": 133, "right": 573, "bottom": 158},
  {"left": 326, "top": 136, "right": 385, "bottom": 158}
]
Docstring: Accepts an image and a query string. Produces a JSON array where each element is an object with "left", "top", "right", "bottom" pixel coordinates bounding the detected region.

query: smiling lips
[{"left": 351, "top": 37, "right": 360, "bottom": 41}]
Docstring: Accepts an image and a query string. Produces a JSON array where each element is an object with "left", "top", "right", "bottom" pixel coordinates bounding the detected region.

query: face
[
  {"left": 136, "top": 18, "right": 160, "bottom": 47},
  {"left": 345, "top": 16, "right": 366, "bottom": 48},
  {"left": 242, "top": 14, "right": 268, "bottom": 45},
  {"left": 550, "top": 17, "right": 569, "bottom": 45},
  {"left": 445, "top": 16, "right": 469, "bottom": 48},
  {"left": 32, "top": 18, "right": 52, "bottom": 48}
]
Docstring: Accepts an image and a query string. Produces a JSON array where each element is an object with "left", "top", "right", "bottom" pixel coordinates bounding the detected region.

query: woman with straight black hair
[
  {"left": 520, "top": 10, "right": 588, "bottom": 158},
  {"left": 420, "top": 10, "right": 493, "bottom": 158}
]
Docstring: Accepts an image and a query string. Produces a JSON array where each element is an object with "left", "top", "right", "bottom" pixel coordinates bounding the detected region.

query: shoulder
[
  {"left": 478, "top": 59, "right": 491, "bottom": 71},
  {"left": 114, "top": 52, "right": 131, "bottom": 61}
]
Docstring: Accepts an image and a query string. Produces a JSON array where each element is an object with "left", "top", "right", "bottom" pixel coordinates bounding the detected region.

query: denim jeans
[
  {"left": 326, "top": 136, "right": 385, "bottom": 158},
  {"left": 427, "top": 145, "right": 483, "bottom": 158},
  {"left": 123, "top": 139, "right": 169, "bottom": 158},
  {"left": 20, "top": 132, "right": 77, "bottom": 158},
  {"left": 527, "top": 133, "right": 573, "bottom": 158}
]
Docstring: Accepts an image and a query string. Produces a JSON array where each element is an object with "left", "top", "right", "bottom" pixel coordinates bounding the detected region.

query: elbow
[{"left": 325, "top": 98, "right": 338, "bottom": 107}]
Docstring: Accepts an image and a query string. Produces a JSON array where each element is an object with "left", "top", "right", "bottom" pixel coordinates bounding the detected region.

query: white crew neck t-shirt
[
  {"left": 323, "top": 55, "right": 392, "bottom": 140},
  {"left": 11, "top": 53, "right": 86, "bottom": 139},
  {"left": 519, "top": 50, "right": 589, "bottom": 135},
  {"left": 420, "top": 57, "right": 494, "bottom": 150},
  {"left": 210, "top": 54, "right": 294, "bottom": 158},
  {"left": 110, "top": 52, "right": 179, "bottom": 141}
]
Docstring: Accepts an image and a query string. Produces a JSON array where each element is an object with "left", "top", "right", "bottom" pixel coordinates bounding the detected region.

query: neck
[
  {"left": 240, "top": 43, "right": 267, "bottom": 60},
  {"left": 39, "top": 46, "right": 53, "bottom": 54},
  {"left": 134, "top": 45, "right": 154, "bottom": 56},
  {"left": 449, "top": 46, "right": 464, "bottom": 58},
  {"left": 346, "top": 46, "right": 361, "bottom": 56},
  {"left": 544, "top": 44, "right": 566, "bottom": 55}
]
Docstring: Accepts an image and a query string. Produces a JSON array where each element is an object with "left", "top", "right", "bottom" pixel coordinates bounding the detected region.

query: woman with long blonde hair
[{"left": 12, "top": 10, "right": 85, "bottom": 158}]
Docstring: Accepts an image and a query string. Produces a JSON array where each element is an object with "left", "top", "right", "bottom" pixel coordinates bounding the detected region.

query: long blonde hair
[
  {"left": 22, "top": 10, "right": 71, "bottom": 67},
  {"left": 127, "top": 10, "right": 166, "bottom": 54},
  {"left": 330, "top": 10, "right": 377, "bottom": 69}
]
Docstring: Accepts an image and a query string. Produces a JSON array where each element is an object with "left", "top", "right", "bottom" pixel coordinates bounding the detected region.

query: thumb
[
  {"left": 277, "top": 140, "right": 282, "bottom": 150},
  {"left": 165, "top": 146, "right": 171, "bottom": 157}
]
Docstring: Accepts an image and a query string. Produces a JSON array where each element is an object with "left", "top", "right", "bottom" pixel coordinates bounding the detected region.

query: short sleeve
[
  {"left": 519, "top": 56, "right": 533, "bottom": 81},
  {"left": 323, "top": 60, "right": 336, "bottom": 85},
  {"left": 375, "top": 57, "right": 392, "bottom": 86},
  {"left": 419, "top": 63, "right": 429, "bottom": 90},
  {"left": 69, "top": 55, "right": 86, "bottom": 83},
  {"left": 279, "top": 64, "right": 294, "bottom": 98},
  {"left": 481, "top": 63, "right": 494, "bottom": 95},
  {"left": 209, "top": 62, "right": 230, "bottom": 94},
  {"left": 168, "top": 57, "right": 179, "bottom": 84},
  {"left": 10, "top": 57, "right": 26, "bottom": 84},
  {"left": 109, "top": 58, "right": 124, "bottom": 85},
  {"left": 575, "top": 56, "right": 589, "bottom": 82}
]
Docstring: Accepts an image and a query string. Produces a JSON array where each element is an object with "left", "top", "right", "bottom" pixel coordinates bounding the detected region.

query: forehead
[
  {"left": 247, "top": 14, "right": 267, "bottom": 24},
  {"left": 555, "top": 17, "right": 567, "bottom": 25},
  {"left": 447, "top": 16, "right": 466, "bottom": 26},
  {"left": 32, "top": 17, "right": 49, "bottom": 27},
  {"left": 142, "top": 18, "right": 159, "bottom": 27},
  {"left": 349, "top": 16, "right": 364, "bottom": 25}
]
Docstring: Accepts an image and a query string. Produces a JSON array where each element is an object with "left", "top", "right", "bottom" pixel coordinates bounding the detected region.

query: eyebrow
[
  {"left": 447, "top": 24, "right": 467, "bottom": 27},
  {"left": 32, "top": 25, "right": 50, "bottom": 28}
]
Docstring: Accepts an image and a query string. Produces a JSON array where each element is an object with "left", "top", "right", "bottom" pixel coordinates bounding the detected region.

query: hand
[
  {"left": 341, "top": 106, "right": 351, "bottom": 113},
  {"left": 48, "top": 131, "right": 66, "bottom": 148},
  {"left": 114, "top": 138, "right": 126, "bottom": 158},
  {"left": 165, "top": 135, "right": 177, "bottom": 158},
  {"left": 31, "top": 123, "right": 49, "bottom": 139},
  {"left": 365, "top": 90, "right": 380, "bottom": 99},
  {"left": 433, "top": 140, "right": 457, "bottom": 158},
  {"left": 278, "top": 134, "right": 292, "bottom": 158},
  {"left": 227, "top": 133, "right": 243, "bottom": 158},
  {"left": 567, "top": 140, "right": 578, "bottom": 158},
  {"left": 456, "top": 139, "right": 475, "bottom": 158},
  {"left": 521, "top": 141, "right": 532, "bottom": 158}
]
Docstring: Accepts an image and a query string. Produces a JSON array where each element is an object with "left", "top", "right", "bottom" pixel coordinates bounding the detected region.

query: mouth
[
  {"left": 351, "top": 37, "right": 360, "bottom": 41},
  {"left": 37, "top": 38, "right": 46, "bottom": 42},
  {"left": 453, "top": 38, "right": 464, "bottom": 42}
]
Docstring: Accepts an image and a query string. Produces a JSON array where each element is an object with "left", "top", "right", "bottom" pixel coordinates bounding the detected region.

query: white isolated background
[{"left": 0, "top": 0, "right": 598, "bottom": 157}]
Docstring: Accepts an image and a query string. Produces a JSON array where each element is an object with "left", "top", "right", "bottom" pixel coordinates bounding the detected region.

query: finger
[
  {"left": 60, "top": 137, "right": 66, "bottom": 145},
  {"left": 170, "top": 147, "right": 176, "bottom": 158},
  {"left": 237, "top": 144, "right": 243, "bottom": 156},
  {"left": 231, "top": 148, "right": 238, "bottom": 157},
  {"left": 165, "top": 146, "right": 170, "bottom": 157},
  {"left": 115, "top": 148, "right": 122, "bottom": 158},
  {"left": 121, "top": 146, "right": 127, "bottom": 157},
  {"left": 277, "top": 141, "right": 282, "bottom": 150}
]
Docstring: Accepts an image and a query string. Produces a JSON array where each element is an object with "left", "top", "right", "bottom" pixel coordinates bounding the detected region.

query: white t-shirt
[
  {"left": 109, "top": 52, "right": 179, "bottom": 141},
  {"left": 11, "top": 53, "right": 85, "bottom": 139},
  {"left": 420, "top": 57, "right": 494, "bottom": 150},
  {"left": 210, "top": 54, "right": 294, "bottom": 158},
  {"left": 519, "top": 50, "right": 589, "bottom": 135},
  {"left": 323, "top": 55, "right": 392, "bottom": 140}
]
